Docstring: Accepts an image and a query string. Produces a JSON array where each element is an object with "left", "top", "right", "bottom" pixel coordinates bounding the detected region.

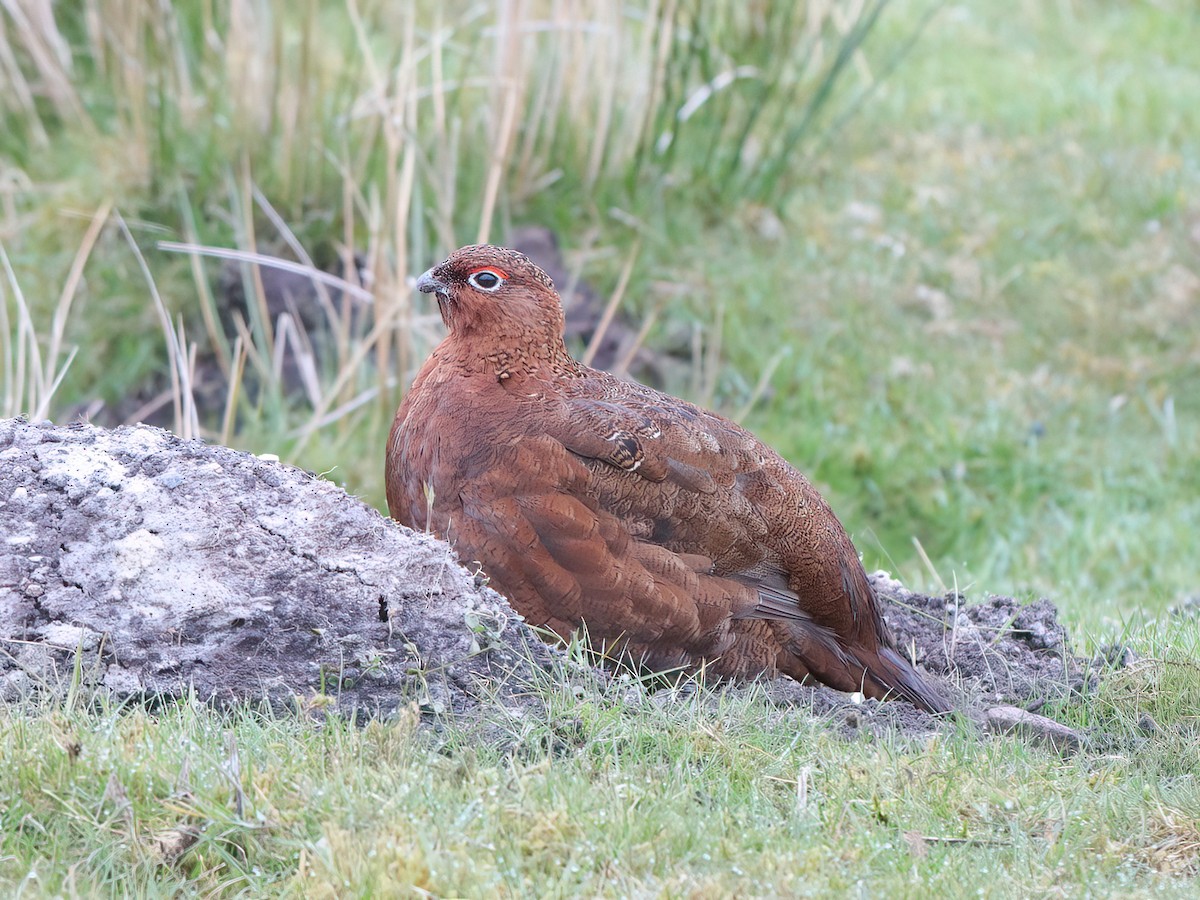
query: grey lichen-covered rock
[{"left": 0, "top": 417, "right": 559, "bottom": 717}]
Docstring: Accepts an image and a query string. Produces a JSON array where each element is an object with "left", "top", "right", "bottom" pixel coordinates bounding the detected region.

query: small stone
[
  {"left": 150, "top": 825, "right": 202, "bottom": 862},
  {"left": 986, "top": 705, "right": 1081, "bottom": 753},
  {"left": 102, "top": 665, "right": 143, "bottom": 695},
  {"left": 0, "top": 671, "right": 32, "bottom": 702},
  {"left": 40, "top": 622, "right": 101, "bottom": 651}
]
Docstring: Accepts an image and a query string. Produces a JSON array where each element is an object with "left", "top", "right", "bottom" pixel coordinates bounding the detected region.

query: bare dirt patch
[{"left": 726, "top": 572, "right": 1100, "bottom": 744}]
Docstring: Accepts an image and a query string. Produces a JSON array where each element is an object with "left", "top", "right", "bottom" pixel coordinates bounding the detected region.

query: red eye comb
[{"left": 468, "top": 265, "right": 509, "bottom": 279}]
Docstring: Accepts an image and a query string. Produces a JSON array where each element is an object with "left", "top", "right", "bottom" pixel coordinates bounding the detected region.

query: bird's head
[{"left": 416, "top": 245, "right": 566, "bottom": 348}]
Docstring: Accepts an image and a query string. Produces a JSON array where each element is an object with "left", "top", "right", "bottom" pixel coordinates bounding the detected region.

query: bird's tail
[
  {"left": 862, "top": 644, "right": 953, "bottom": 715},
  {"left": 779, "top": 621, "right": 953, "bottom": 715}
]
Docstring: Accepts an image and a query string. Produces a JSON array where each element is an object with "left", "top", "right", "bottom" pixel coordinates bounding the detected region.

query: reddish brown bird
[{"left": 386, "top": 245, "right": 951, "bottom": 713}]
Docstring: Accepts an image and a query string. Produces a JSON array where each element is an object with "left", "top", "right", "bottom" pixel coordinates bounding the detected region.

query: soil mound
[{"left": 0, "top": 418, "right": 557, "bottom": 719}]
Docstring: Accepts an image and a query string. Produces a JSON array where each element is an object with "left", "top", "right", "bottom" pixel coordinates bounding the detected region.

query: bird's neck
[{"left": 436, "top": 331, "right": 582, "bottom": 382}]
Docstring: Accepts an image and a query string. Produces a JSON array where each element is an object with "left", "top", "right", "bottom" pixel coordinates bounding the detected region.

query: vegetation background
[{"left": 2, "top": 0, "right": 1198, "bottom": 895}]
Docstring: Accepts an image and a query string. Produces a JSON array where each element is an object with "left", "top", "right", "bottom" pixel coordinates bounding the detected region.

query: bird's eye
[{"left": 468, "top": 269, "right": 504, "bottom": 292}]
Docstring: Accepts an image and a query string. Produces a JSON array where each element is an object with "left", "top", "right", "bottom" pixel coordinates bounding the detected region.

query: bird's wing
[
  {"left": 447, "top": 434, "right": 764, "bottom": 664},
  {"left": 547, "top": 389, "right": 754, "bottom": 480},
  {"left": 541, "top": 384, "right": 775, "bottom": 561},
  {"left": 542, "top": 390, "right": 838, "bottom": 622},
  {"left": 540, "top": 379, "right": 889, "bottom": 638},
  {"left": 450, "top": 436, "right": 949, "bottom": 711}
]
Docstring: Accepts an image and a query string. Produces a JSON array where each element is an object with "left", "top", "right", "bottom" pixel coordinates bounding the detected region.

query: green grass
[
  {"left": 3, "top": 0, "right": 1200, "bottom": 894},
  {"left": 3, "top": 622, "right": 1199, "bottom": 897},
  {"left": 658, "top": 0, "right": 1200, "bottom": 621}
]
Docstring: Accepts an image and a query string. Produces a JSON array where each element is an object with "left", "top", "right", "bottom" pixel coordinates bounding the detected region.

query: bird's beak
[{"left": 415, "top": 268, "right": 450, "bottom": 297}]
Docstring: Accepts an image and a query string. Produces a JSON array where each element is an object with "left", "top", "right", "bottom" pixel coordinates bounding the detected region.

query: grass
[
  {"left": 2, "top": 624, "right": 1199, "bottom": 896},
  {"left": 3, "top": 0, "right": 1200, "bottom": 894}
]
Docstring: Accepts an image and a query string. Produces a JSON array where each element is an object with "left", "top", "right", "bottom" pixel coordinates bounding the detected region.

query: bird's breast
[{"left": 391, "top": 368, "right": 558, "bottom": 491}]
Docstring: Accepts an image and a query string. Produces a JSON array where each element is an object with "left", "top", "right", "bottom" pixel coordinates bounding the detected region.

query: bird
[{"left": 385, "top": 244, "right": 951, "bottom": 714}]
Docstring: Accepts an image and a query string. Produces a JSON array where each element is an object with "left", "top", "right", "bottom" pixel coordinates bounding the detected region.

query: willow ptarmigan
[{"left": 386, "top": 244, "right": 951, "bottom": 713}]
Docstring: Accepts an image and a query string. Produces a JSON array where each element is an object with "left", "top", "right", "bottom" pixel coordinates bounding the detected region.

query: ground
[{"left": 2, "top": 417, "right": 1104, "bottom": 748}]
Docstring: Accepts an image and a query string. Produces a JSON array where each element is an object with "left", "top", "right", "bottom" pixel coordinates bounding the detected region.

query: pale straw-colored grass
[{"left": 2, "top": 0, "right": 884, "bottom": 434}]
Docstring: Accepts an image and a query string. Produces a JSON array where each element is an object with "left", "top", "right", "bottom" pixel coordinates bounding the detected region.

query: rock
[{"left": 986, "top": 705, "right": 1082, "bottom": 753}]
